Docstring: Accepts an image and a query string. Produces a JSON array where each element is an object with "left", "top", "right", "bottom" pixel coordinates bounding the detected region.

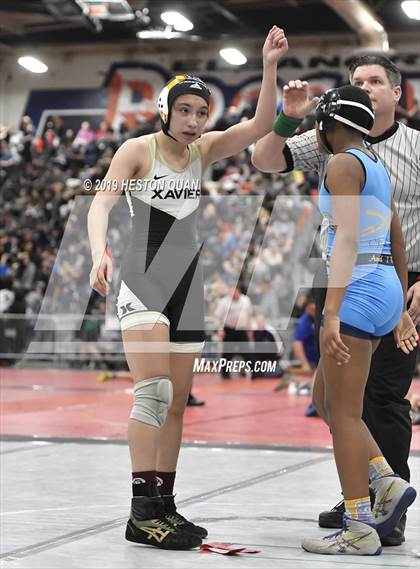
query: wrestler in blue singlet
[{"left": 319, "top": 148, "right": 403, "bottom": 339}]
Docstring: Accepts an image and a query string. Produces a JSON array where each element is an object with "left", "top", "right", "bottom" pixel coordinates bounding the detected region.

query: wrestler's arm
[
  {"left": 322, "top": 154, "right": 363, "bottom": 364},
  {"left": 199, "top": 26, "right": 287, "bottom": 165},
  {"left": 390, "top": 198, "right": 419, "bottom": 352},
  {"left": 390, "top": 198, "right": 408, "bottom": 305},
  {"left": 87, "top": 137, "right": 146, "bottom": 295}
]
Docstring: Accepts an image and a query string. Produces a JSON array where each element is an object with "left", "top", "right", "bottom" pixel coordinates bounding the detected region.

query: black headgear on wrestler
[
  {"left": 315, "top": 85, "right": 375, "bottom": 153},
  {"left": 157, "top": 75, "right": 211, "bottom": 140}
]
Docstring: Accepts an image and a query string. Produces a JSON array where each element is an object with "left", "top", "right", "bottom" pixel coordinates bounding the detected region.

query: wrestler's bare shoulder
[{"left": 113, "top": 136, "right": 152, "bottom": 178}]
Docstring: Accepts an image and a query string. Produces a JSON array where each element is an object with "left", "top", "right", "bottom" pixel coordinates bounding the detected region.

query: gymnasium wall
[{"left": 0, "top": 39, "right": 418, "bottom": 131}]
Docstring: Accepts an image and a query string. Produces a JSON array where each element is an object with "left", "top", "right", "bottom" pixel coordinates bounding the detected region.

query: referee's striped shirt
[{"left": 283, "top": 122, "right": 420, "bottom": 272}]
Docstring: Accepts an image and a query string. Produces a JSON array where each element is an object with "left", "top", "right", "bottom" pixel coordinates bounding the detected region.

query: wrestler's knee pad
[{"left": 130, "top": 377, "right": 173, "bottom": 427}]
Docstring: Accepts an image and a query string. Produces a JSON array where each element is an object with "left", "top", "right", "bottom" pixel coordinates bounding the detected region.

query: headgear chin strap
[
  {"left": 157, "top": 75, "right": 211, "bottom": 141},
  {"left": 315, "top": 85, "right": 375, "bottom": 153}
]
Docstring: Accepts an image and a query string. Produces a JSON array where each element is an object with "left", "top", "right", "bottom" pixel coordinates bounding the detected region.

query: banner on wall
[{"left": 25, "top": 58, "right": 420, "bottom": 136}]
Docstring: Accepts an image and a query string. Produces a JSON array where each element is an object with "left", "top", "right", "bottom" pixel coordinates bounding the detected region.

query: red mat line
[{"left": 1, "top": 369, "right": 419, "bottom": 450}]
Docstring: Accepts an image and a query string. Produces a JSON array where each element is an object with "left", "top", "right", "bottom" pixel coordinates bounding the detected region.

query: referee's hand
[{"left": 282, "top": 81, "right": 320, "bottom": 119}]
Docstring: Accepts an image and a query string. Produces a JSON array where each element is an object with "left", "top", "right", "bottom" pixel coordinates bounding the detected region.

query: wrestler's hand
[
  {"left": 262, "top": 26, "right": 288, "bottom": 65},
  {"left": 407, "top": 281, "right": 420, "bottom": 326},
  {"left": 322, "top": 314, "right": 351, "bottom": 365},
  {"left": 90, "top": 249, "right": 113, "bottom": 296},
  {"left": 394, "top": 311, "right": 419, "bottom": 354}
]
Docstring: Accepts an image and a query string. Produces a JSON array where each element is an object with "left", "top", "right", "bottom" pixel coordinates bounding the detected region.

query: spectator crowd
[{"left": 2, "top": 103, "right": 416, "bottom": 365}]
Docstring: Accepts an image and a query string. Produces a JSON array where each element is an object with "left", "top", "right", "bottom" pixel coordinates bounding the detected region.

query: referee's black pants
[
  {"left": 313, "top": 264, "right": 419, "bottom": 482},
  {"left": 221, "top": 326, "right": 249, "bottom": 378}
]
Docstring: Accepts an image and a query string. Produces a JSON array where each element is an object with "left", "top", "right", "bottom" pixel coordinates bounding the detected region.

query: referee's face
[{"left": 351, "top": 64, "right": 401, "bottom": 118}]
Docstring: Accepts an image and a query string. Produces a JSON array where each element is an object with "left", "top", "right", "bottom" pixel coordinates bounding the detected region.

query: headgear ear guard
[
  {"left": 315, "top": 85, "right": 375, "bottom": 153},
  {"left": 157, "top": 75, "right": 211, "bottom": 138}
]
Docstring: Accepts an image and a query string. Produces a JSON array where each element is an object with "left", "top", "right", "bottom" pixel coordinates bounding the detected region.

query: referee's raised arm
[{"left": 252, "top": 80, "right": 318, "bottom": 172}]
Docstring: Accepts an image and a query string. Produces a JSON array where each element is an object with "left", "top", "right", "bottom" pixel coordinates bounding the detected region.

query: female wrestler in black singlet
[{"left": 88, "top": 26, "right": 287, "bottom": 550}]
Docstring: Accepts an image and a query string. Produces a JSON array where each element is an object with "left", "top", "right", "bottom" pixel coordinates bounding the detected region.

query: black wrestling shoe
[
  {"left": 125, "top": 495, "right": 202, "bottom": 550},
  {"left": 318, "top": 491, "right": 376, "bottom": 528},
  {"left": 318, "top": 499, "right": 345, "bottom": 529},
  {"left": 162, "top": 494, "right": 208, "bottom": 539},
  {"left": 187, "top": 393, "right": 205, "bottom": 406},
  {"left": 380, "top": 513, "right": 406, "bottom": 547}
]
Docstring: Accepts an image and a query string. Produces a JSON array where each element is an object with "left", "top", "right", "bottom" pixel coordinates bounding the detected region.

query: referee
[
  {"left": 214, "top": 286, "right": 253, "bottom": 379},
  {"left": 252, "top": 55, "right": 420, "bottom": 546}
]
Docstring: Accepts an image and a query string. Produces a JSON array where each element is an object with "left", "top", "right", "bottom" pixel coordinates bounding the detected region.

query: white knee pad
[{"left": 130, "top": 377, "right": 173, "bottom": 428}]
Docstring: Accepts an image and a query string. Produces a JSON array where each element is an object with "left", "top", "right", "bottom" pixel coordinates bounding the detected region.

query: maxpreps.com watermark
[{"left": 193, "top": 358, "right": 277, "bottom": 374}]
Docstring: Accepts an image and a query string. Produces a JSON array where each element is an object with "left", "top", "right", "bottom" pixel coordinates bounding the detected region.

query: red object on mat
[{"left": 200, "top": 542, "right": 260, "bottom": 555}]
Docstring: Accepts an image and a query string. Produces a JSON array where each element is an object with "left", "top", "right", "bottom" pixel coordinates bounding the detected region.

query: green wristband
[{"left": 273, "top": 110, "right": 303, "bottom": 138}]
